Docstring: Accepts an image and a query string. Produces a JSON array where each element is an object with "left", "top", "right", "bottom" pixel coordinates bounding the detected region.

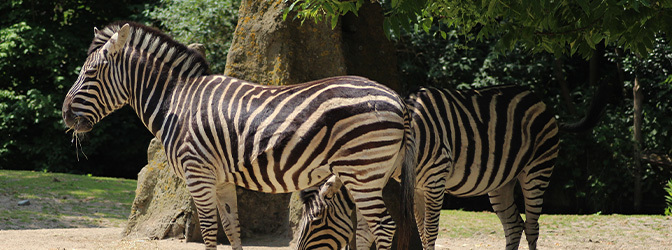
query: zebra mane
[{"left": 88, "top": 21, "right": 210, "bottom": 75}]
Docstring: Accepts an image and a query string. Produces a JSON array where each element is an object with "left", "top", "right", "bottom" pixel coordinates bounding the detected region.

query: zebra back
[{"left": 407, "top": 85, "right": 559, "bottom": 197}]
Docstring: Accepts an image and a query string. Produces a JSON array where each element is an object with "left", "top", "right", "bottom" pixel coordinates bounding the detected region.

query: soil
[
  {"left": 0, "top": 227, "right": 287, "bottom": 250},
  {"left": 1, "top": 222, "right": 670, "bottom": 250},
  {"left": 2, "top": 193, "right": 670, "bottom": 249}
]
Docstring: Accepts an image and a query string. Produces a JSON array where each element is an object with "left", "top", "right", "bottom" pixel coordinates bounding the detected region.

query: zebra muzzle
[{"left": 62, "top": 97, "right": 93, "bottom": 132}]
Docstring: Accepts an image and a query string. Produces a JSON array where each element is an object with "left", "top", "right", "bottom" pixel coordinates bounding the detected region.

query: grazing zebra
[
  {"left": 296, "top": 175, "right": 373, "bottom": 250},
  {"left": 61, "top": 21, "right": 415, "bottom": 250},
  {"left": 297, "top": 85, "right": 562, "bottom": 250}
]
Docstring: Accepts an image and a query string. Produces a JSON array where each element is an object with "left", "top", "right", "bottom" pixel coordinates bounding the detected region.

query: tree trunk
[
  {"left": 224, "top": 0, "right": 347, "bottom": 84},
  {"left": 554, "top": 58, "right": 576, "bottom": 114},
  {"left": 632, "top": 77, "right": 643, "bottom": 212},
  {"left": 225, "top": 0, "right": 419, "bottom": 248}
]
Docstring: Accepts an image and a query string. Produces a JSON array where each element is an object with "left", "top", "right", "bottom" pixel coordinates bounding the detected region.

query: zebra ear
[
  {"left": 93, "top": 27, "right": 99, "bottom": 37},
  {"left": 320, "top": 176, "right": 342, "bottom": 199},
  {"left": 101, "top": 23, "right": 130, "bottom": 55}
]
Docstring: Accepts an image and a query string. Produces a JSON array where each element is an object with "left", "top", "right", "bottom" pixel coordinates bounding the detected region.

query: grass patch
[
  {"left": 438, "top": 210, "right": 502, "bottom": 238},
  {"left": 0, "top": 170, "right": 137, "bottom": 229},
  {"left": 438, "top": 209, "right": 672, "bottom": 248}
]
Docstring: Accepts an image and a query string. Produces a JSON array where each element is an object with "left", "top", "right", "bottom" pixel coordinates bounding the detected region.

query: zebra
[
  {"left": 296, "top": 85, "right": 564, "bottom": 250},
  {"left": 61, "top": 21, "right": 416, "bottom": 250},
  {"left": 295, "top": 175, "right": 373, "bottom": 250}
]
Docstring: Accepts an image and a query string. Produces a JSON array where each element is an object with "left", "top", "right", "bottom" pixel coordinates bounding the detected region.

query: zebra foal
[
  {"left": 296, "top": 85, "right": 562, "bottom": 250},
  {"left": 61, "top": 22, "right": 415, "bottom": 250}
]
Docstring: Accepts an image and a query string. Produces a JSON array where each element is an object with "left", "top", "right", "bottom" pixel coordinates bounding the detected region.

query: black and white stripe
[
  {"left": 410, "top": 86, "right": 558, "bottom": 250},
  {"left": 295, "top": 175, "right": 373, "bottom": 250},
  {"left": 296, "top": 85, "right": 559, "bottom": 250},
  {"left": 62, "top": 22, "right": 415, "bottom": 250}
]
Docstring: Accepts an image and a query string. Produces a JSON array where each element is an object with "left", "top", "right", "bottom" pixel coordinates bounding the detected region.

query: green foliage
[
  {"left": 287, "top": 0, "right": 672, "bottom": 58},
  {"left": 0, "top": 0, "right": 156, "bottom": 177},
  {"left": 665, "top": 179, "right": 672, "bottom": 216},
  {"left": 283, "top": 0, "right": 364, "bottom": 29},
  {"left": 397, "top": 22, "right": 672, "bottom": 213},
  {"left": 146, "top": 0, "right": 241, "bottom": 74},
  {"left": 420, "top": 0, "right": 672, "bottom": 57}
]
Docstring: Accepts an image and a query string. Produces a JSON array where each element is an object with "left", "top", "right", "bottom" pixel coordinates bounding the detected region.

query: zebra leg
[
  {"left": 488, "top": 180, "right": 524, "bottom": 250},
  {"left": 185, "top": 169, "right": 221, "bottom": 250},
  {"left": 416, "top": 186, "right": 445, "bottom": 250},
  {"left": 353, "top": 207, "right": 374, "bottom": 249},
  {"left": 343, "top": 184, "right": 395, "bottom": 250},
  {"left": 216, "top": 182, "right": 242, "bottom": 250},
  {"left": 518, "top": 166, "right": 553, "bottom": 250}
]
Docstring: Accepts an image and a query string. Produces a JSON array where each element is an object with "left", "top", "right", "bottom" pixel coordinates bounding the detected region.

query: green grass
[
  {"left": 0, "top": 170, "right": 137, "bottom": 229},
  {"left": 438, "top": 209, "right": 672, "bottom": 248},
  {"left": 438, "top": 210, "right": 502, "bottom": 238}
]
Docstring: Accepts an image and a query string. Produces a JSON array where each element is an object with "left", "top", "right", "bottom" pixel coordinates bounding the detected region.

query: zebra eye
[{"left": 311, "top": 214, "right": 323, "bottom": 222}]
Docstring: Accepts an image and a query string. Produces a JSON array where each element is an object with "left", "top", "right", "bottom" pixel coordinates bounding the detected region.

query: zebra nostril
[
  {"left": 62, "top": 108, "right": 77, "bottom": 129},
  {"left": 61, "top": 95, "right": 94, "bottom": 132}
]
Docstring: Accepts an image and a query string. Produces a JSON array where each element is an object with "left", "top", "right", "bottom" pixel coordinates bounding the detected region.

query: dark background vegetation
[{"left": 1, "top": 0, "right": 670, "bottom": 214}]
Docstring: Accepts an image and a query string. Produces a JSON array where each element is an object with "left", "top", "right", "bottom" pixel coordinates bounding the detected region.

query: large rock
[
  {"left": 124, "top": 138, "right": 291, "bottom": 243},
  {"left": 123, "top": 138, "right": 199, "bottom": 241}
]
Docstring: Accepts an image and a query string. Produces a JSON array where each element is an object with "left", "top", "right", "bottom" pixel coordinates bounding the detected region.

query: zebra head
[
  {"left": 295, "top": 175, "right": 354, "bottom": 249},
  {"left": 62, "top": 23, "right": 131, "bottom": 132}
]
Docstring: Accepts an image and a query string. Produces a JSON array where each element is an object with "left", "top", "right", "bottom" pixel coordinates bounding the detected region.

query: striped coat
[{"left": 62, "top": 22, "right": 415, "bottom": 250}]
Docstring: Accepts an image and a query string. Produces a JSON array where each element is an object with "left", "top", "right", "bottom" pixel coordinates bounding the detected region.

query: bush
[
  {"left": 0, "top": 0, "right": 156, "bottom": 178},
  {"left": 146, "top": 0, "right": 241, "bottom": 74}
]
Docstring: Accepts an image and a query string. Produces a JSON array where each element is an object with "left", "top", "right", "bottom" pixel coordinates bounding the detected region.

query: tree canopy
[{"left": 287, "top": 0, "right": 672, "bottom": 58}]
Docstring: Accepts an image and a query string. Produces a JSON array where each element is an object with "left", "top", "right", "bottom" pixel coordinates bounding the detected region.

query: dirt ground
[
  {"left": 0, "top": 227, "right": 287, "bottom": 250},
  {"left": 4, "top": 171, "right": 669, "bottom": 249},
  {"left": 1, "top": 192, "right": 670, "bottom": 250},
  {"left": 1, "top": 225, "right": 671, "bottom": 250}
]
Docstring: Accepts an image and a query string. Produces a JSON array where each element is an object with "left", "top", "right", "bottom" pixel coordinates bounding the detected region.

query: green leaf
[
  {"left": 422, "top": 17, "right": 432, "bottom": 33},
  {"left": 486, "top": 0, "right": 498, "bottom": 16},
  {"left": 323, "top": 2, "right": 334, "bottom": 15},
  {"left": 383, "top": 17, "right": 392, "bottom": 39},
  {"left": 330, "top": 13, "right": 338, "bottom": 30},
  {"left": 577, "top": 0, "right": 591, "bottom": 16}
]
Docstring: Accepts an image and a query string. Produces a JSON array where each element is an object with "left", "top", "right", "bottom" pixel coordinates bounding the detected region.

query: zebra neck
[{"left": 122, "top": 42, "right": 207, "bottom": 140}]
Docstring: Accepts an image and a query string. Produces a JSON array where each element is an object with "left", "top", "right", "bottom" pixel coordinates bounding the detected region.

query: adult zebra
[
  {"left": 297, "top": 85, "right": 563, "bottom": 250},
  {"left": 61, "top": 22, "right": 415, "bottom": 250}
]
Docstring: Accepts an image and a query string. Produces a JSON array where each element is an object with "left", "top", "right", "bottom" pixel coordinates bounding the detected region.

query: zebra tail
[
  {"left": 397, "top": 107, "right": 417, "bottom": 249},
  {"left": 558, "top": 81, "right": 616, "bottom": 133}
]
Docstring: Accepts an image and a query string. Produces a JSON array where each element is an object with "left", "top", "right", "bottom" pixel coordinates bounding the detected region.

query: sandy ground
[
  {"left": 1, "top": 226, "right": 671, "bottom": 250},
  {"left": 0, "top": 227, "right": 288, "bottom": 250},
  {"left": 0, "top": 227, "right": 489, "bottom": 250}
]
